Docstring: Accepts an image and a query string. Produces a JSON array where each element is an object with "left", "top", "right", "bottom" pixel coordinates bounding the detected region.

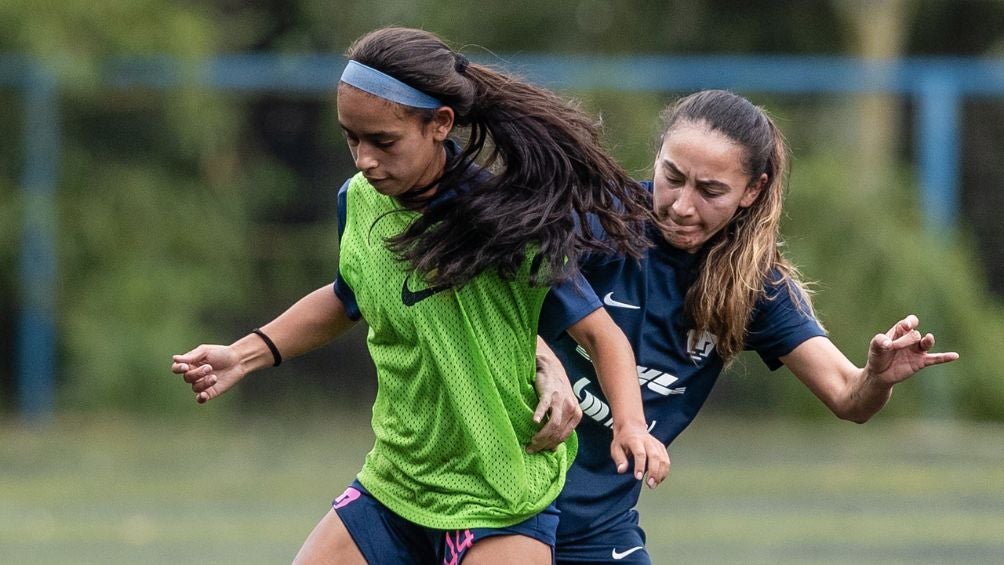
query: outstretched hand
[
  {"left": 865, "top": 314, "right": 959, "bottom": 386},
  {"left": 170, "top": 344, "right": 244, "bottom": 404}
]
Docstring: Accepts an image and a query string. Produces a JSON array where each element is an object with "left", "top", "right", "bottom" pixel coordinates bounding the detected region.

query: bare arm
[
  {"left": 781, "top": 314, "right": 959, "bottom": 423},
  {"left": 170, "top": 285, "right": 357, "bottom": 403},
  {"left": 566, "top": 308, "right": 670, "bottom": 488}
]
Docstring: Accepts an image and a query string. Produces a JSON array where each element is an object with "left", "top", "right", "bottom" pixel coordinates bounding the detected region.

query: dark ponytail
[{"left": 345, "top": 27, "right": 652, "bottom": 287}]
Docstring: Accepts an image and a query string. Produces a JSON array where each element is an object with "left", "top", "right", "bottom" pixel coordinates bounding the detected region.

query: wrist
[
  {"left": 231, "top": 333, "right": 275, "bottom": 373},
  {"left": 860, "top": 367, "right": 894, "bottom": 392},
  {"left": 613, "top": 418, "right": 648, "bottom": 435},
  {"left": 251, "top": 328, "right": 282, "bottom": 366}
]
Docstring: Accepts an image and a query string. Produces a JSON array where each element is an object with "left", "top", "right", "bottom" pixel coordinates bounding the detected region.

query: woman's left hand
[{"left": 865, "top": 314, "right": 959, "bottom": 386}]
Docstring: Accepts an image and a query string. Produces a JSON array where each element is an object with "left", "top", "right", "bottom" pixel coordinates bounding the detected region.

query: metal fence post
[{"left": 17, "top": 60, "right": 60, "bottom": 424}]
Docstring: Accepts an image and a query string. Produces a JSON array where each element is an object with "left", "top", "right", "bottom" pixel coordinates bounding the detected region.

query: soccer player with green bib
[{"left": 171, "top": 27, "right": 668, "bottom": 564}]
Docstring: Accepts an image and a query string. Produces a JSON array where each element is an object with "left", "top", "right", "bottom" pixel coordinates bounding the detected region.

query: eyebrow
[
  {"left": 662, "top": 159, "right": 733, "bottom": 191},
  {"left": 339, "top": 124, "right": 401, "bottom": 140}
]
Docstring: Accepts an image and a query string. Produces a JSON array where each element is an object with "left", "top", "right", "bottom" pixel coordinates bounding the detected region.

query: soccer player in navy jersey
[{"left": 535, "top": 90, "right": 959, "bottom": 564}]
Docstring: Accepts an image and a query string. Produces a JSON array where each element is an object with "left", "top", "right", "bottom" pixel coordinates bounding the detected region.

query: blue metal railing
[{"left": 6, "top": 53, "right": 1003, "bottom": 422}]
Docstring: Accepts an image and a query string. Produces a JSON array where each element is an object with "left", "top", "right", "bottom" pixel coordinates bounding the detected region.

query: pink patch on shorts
[
  {"left": 442, "top": 529, "right": 475, "bottom": 565},
  {"left": 333, "top": 487, "right": 362, "bottom": 509}
]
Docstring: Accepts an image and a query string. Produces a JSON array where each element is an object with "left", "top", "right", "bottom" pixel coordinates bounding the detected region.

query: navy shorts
[
  {"left": 555, "top": 509, "right": 650, "bottom": 564},
  {"left": 333, "top": 480, "right": 559, "bottom": 565}
]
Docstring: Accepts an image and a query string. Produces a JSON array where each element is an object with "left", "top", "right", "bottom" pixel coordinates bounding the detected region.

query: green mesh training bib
[{"left": 338, "top": 173, "right": 576, "bottom": 529}]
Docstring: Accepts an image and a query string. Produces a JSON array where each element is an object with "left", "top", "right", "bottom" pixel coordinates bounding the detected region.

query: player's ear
[
  {"left": 429, "top": 106, "right": 454, "bottom": 141},
  {"left": 739, "top": 173, "right": 767, "bottom": 208}
]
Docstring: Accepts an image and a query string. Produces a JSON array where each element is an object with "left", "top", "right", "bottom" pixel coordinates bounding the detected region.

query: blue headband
[{"left": 340, "top": 60, "right": 443, "bottom": 109}]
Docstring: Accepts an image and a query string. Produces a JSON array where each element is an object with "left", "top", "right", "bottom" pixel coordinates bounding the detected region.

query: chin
[
  {"left": 372, "top": 182, "right": 403, "bottom": 196},
  {"left": 667, "top": 233, "right": 704, "bottom": 253}
]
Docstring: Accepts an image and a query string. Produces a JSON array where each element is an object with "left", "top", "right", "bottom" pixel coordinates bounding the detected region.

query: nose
[
  {"left": 354, "top": 143, "right": 378, "bottom": 173},
  {"left": 670, "top": 186, "right": 696, "bottom": 218}
]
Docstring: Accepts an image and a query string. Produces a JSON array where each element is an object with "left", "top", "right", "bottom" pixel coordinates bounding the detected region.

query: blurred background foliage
[{"left": 2, "top": 0, "right": 1003, "bottom": 419}]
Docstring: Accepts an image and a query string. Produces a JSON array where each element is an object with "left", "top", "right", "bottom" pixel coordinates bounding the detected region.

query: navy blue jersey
[{"left": 538, "top": 183, "right": 827, "bottom": 543}]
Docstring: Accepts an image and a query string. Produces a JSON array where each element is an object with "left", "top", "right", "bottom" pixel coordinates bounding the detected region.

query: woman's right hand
[
  {"left": 611, "top": 422, "right": 671, "bottom": 489},
  {"left": 171, "top": 344, "right": 244, "bottom": 404}
]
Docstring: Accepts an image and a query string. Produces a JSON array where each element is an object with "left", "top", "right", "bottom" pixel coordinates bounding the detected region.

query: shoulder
[
  {"left": 759, "top": 268, "right": 807, "bottom": 302},
  {"left": 339, "top": 173, "right": 369, "bottom": 197},
  {"left": 751, "top": 267, "right": 818, "bottom": 327}
]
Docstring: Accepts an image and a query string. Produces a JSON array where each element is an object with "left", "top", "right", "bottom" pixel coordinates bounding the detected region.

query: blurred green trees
[{"left": 2, "top": 0, "right": 1003, "bottom": 419}]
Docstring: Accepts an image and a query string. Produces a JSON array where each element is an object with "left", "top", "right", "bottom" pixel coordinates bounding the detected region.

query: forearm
[
  {"left": 784, "top": 337, "right": 893, "bottom": 424},
  {"left": 234, "top": 285, "right": 355, "bottom": 374},
  {"left": 566, "top": 310, "right": 646, "bottom": 430},
  {"left": 535, "top": 336, "right": 564, "bottom": 377}
]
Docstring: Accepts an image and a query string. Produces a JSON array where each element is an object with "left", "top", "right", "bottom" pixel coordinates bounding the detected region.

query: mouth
[{"left": 656, "top": 215, "right": 694, "bottom": 233}]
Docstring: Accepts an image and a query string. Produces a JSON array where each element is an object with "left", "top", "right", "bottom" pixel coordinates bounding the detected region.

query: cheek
[
  {"left": 652, "top": 185, "right": 672, "bottom": 211},
  {"left": 706, "top": 201, "right": 741, "bottom": 227}
]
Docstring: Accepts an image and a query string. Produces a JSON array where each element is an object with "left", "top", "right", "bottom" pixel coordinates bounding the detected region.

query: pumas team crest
[{"left": 687, "top": 329, "right": 717, "bottom": 362}]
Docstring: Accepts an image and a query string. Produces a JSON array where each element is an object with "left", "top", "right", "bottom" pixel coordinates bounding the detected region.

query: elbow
[
  {"left": 832, "top": 405, "right": 875, "bottom": 425},
  {"left": 843, "top": 412, "right": 873, "bottom": 425},
  {"left": 827, "top": 383, "right": 890, "bottom": 424}
]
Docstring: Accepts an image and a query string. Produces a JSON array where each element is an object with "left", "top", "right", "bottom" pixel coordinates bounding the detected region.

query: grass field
[{"left": 2, "top": 412, "right": 1002, "bottom": 564}]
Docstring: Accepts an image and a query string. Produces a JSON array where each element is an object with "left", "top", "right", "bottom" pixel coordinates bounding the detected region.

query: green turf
[{"left": 1, "top": 413, "right": 1001, "bottom": 564}]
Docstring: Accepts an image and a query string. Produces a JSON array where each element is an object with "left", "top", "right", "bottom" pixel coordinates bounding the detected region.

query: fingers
[
  {"left": 888, "top": 328, "right": 923, "bottom": 350},
  {"left": 172, "top": 362, "right": 214, "bottom": 384},
  {"left": 528, "top": 392, "right": 558, "bottom": 453},
  {"left": 190, "top": 370, "right": 218, "bottom": 393},
  {"left": 171, "top": 345, "right": 209, "bottom": 369},
  {"left": 611, "top": 443, "right": 629, "bottom": 475},
  {"left": 919, "top": 332, "right": 935, "bottom": 351},
  {"left": 171, "top": 345, "right": 232, "bottom": 404},
  {"left": 612, "top": 437, "right": 648, "bottom": 480},
  {"left": 631, "top": 444, "right": 648, "bottom": 481},
  {"left": 645, "top": 444, "right": 670, "bottom": 489},
  {"left": 526, "top": 430, "right": 557, "bottom": 454},
  {"left": 903, "top": 314, "right": 919, "bottom": 330},
  {"left": 528, "top": 391, "right": 581, "bottom": 453},
  {"left": 612, "top": 435, "right": 670, "bottom": 490},
  {"left": 527, "top": 416, "right": 561, "bottom": 454},
  {"left": 925, "top": 351, "right": 960, "bottom": 366},
  {"left": 870, "top": 332, "right": 892, "bottom": 355},
  {"left": 169, "top": 357, "right": 219, "bottom": 404},
  {"left": 196, "top": 384, "right": 220, "bottom": 404},
  {"left": 531, "top": 390, "right": 553, "bottom": 425},
  {"left": 886, "top": 315, "right": 918, "bottom": 340}
]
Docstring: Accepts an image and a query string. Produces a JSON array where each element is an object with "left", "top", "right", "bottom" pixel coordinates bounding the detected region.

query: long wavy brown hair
[
  {"left": 344, "top": 27, "right": 652, "bottom": 288},
  {"left": 660, "top": 90, "right": 815, "bottom": 363}
]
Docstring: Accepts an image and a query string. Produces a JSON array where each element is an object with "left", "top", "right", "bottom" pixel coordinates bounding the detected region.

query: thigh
[
  {"left": 461, "top": 534, "right": 551, "bottom": 565},
  {"left": 329, "top": 480, "right": 436, "bottom": 564},
  {"left": 445, "top": 504, "right": 559, "bottom": 565},
  {"left": 293, "top": 509, "right": 366, "bottom": 565}
]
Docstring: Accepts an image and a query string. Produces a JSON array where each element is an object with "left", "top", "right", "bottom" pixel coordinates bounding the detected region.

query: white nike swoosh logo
[
  {"left": 603, "top": 292, "right": 640, "bottom": 310},
  {"left": 612, "top": 546, "right": 645, "bottom": 560}
]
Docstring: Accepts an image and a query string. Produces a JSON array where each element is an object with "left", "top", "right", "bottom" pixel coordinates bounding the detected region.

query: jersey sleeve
[
  {"left": 538, "top": 272, "right": 602, "bottom": 341},
  {"left": 333, "top": 178, "right": 362, "bottom": 321},
  {"left": 746, "top": 275, "right": 827, "bottom": 370}
]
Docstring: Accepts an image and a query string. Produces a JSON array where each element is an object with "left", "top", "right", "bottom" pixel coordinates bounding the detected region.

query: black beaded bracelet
[{"left": 251, "top": 328, "right": 282, "bottom": 367}]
